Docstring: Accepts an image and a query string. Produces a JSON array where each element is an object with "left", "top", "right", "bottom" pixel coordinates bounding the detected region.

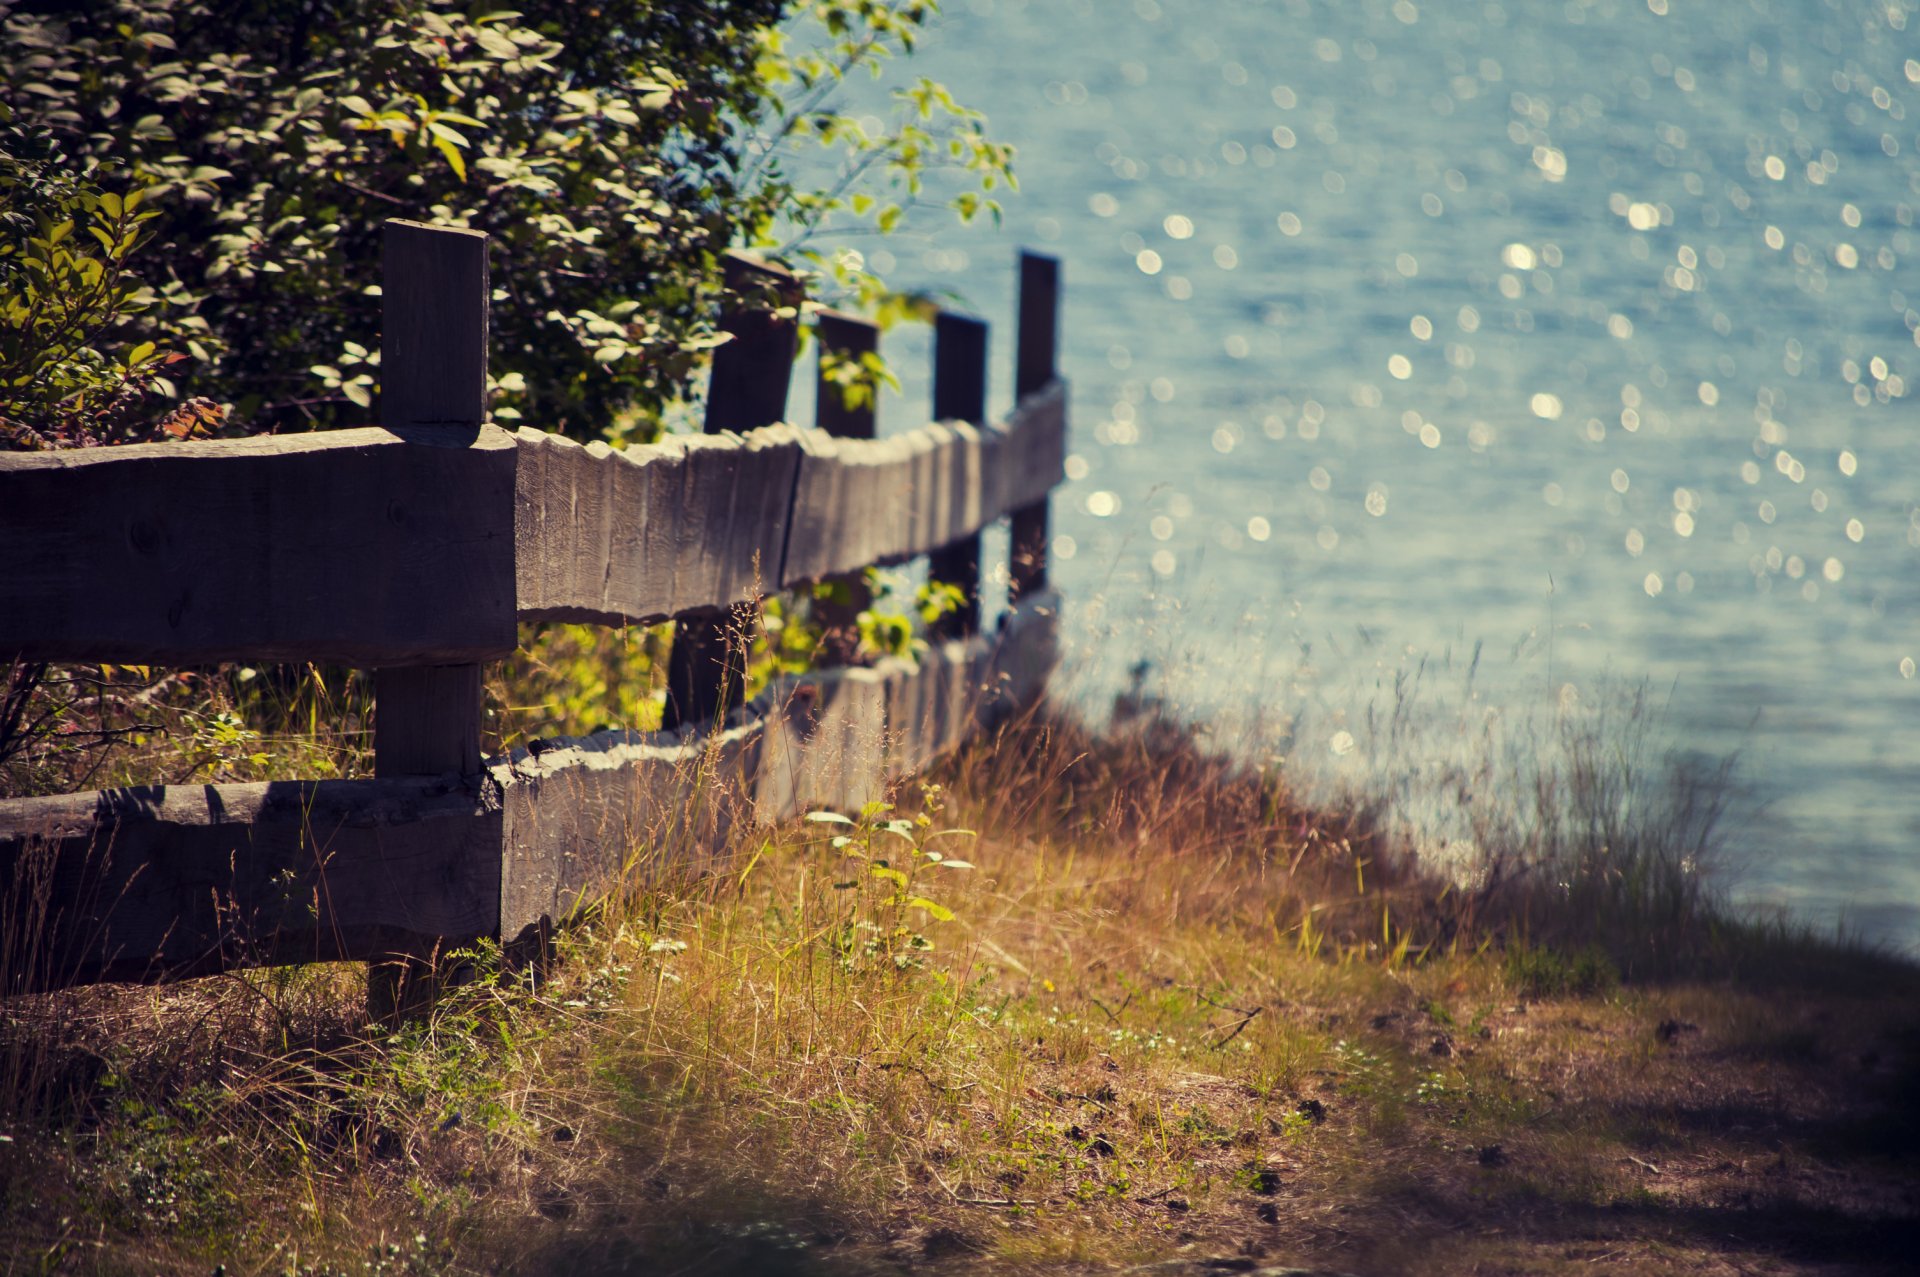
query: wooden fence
[{"left": 0, "top": 220, "right": 1066, "bottom": 1004}]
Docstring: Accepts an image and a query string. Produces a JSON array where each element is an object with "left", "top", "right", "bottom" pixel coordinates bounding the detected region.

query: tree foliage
[
  {"left": 0, "top": 107, "right": 184, "bottom": 448},
  {"left": 0, "top": 0, "right": 1013, "bottom": 442}
]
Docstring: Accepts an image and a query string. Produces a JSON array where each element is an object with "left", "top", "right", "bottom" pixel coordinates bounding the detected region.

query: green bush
[
  {"left": 0, "top": 0, "right": 1011, "bottom": 440},
  {"left": 0, "top": 107, "right": 184, "bottom": 448}
]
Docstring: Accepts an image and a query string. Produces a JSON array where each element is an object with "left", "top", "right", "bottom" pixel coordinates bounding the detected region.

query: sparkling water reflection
[{"left": 808, "top": 0, "right": 1920, "bottom": 949}]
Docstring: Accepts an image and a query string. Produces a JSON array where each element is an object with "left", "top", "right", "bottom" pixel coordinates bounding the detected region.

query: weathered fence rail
[{"left": 0, "top": 220, "right": 1066, "bottom": 1000}]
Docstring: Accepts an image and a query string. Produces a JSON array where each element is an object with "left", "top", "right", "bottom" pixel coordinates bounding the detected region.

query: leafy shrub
[
  {"left": 0, "top": 108, "right": 190, "bottom": 448},
  {"left": 0, "top": 0, "right": 1012, "bottom": 439}
]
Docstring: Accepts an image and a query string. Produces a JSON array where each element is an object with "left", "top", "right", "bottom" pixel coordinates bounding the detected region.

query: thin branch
[{"left": 1207, "top": 1006, "right": 1263, "bottom": 1051}]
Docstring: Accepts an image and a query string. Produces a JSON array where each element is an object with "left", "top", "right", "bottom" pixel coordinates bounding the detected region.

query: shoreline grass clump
[{"left": 3, "top": 699, "right": 1918, "bottom": 1275}]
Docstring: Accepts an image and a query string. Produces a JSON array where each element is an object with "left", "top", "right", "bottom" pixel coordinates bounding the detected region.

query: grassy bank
[{"left": 2, "top": 707, "right": 1917, "bottom": 1275}]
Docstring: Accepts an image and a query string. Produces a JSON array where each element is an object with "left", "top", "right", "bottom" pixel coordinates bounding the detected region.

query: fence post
[
  {"left": 370, "top": 218, "right": 490, "bottom": 1022},
  {"left": 812, "top": 310, "right": 880, "bottom": 665},
  {"left": 927, "top": 312, "right": 987, "bottom": 642},
  {"left": 662, "top": 252, "right": 801, "bottom": 731},
  {"left": 1011, "top": 252, "right": 1059, "bottom": 604}
]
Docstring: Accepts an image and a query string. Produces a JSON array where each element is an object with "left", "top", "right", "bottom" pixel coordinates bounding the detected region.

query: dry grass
[{"left": 2, "top": 704, "right": 1917, "bottom": 1275}]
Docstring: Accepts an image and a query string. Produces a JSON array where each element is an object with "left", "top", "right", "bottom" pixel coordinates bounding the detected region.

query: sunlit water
[{"left": 791, "top": 0, "right": 1920, "bottom": 950}]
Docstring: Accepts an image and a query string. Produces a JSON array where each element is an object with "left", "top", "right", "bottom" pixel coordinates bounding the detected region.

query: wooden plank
[
  {"left": 779, "top": 382, "right": 1066, "bottom": 588},
  {"left": 375, "top": 664, "right": 484, "bottom": 776},
  {"left": 0, "top": 590, "right": 1062, "bottom": 992},
  {"left": 495, "top": 719, "right": 764, "bottom": 942},
  {"left": 510, "top": 384, "right": 1067, "bottom": 626},
  {"left": 753, "top": 668, "right": 891, "bottom": 821},
  {"left": 0, "top": 426, "right": 519, "bottom": 666},
  {"left": 664, "top": 253, "right": 801, "bottom": 731},
  {"left": 811, "top": 311, "right": 880, "bottom": 665},
  {"left": 997, "top": 382, "right": 1070, "bottom": 514},
  {"left": 928, "top": 313, "right": 988, "bottom": 641},
  {"left": 705, "top": 252, "right": 802, "bottom": 433},
  {"left": 381, "top": 220, "right": 488, "bottom": 429},
  {"left": 512, "top": 423, "right": 804, "bottom": 627},
  {"left": 880, "top": 639, "right": 979, "bottom": 779},
  {"left": 0, "top": 778, "right": 502, "bottom": 992},
  {"left": 375, "top": 218, "right": 490, "bottom": 794},
  {"left": 0, "top": 389, "right": 1062, "bottom": 669},
  {"left": 1011, "top": 253, "right": 1061, "bottom": 603},
  {"left": 765, "top": 590, "right": 1064, "bottom": 810},
  {"left": 989, "top": 587, "right": 1062, "bottom": 716}
]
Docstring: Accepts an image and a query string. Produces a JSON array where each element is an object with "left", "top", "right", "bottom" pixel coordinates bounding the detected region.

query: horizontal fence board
[
  {"left": 989, "top": 585, "right": 1062, "bottom": 711},
  {"left": 0, "top": 777, "right": 502, "bottom": 991},
  {"left": 0, "top": 386, "right": 1062, "bottom": 662},
  {"left": 513, "top": 424, "right": 805, "bottom": 627},
  {"left": 782, "top": 380, "right": 1067, "bottom": 587},
  {"left": 0, "top": 427, "right": 519, "bottom": 666},
  {"left": 0, "top": 588, "right": 1060, "bottom": 992},
  {"left": 756, "top": 588, "right": 1062, "bottom": 817},
  {"left": 493, "top": 590, "right": 1056, "bottom": 935},
  {"left": 494, "top": 719, "right": 765, "bottom": 943},
  {"left": 754, "top": 665, "right": 895, "bottom": 820}
]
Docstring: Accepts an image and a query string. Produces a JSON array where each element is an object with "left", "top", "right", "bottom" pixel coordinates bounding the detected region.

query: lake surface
[{"left": 796, "top": 0, "right": 1920, "bottom": 949}]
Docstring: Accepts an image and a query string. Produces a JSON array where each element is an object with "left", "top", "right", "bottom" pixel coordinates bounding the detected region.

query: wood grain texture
[
  {"left": 375, "top": 664, "right": 484, "bottom": 776},
  {"left": 0, "top": 390, "right": 1060, "bottom": 664},
  {"left": 494, "top": 721, "right": 764, "bottom": 942},
  {"left": 780, "top": 381, "right": 1067, "bottom": 588},
  {"left": 381, "top": 220, "right": 488, "bottom": 429},
  {"left": 496, "top": 590, "right": 1059, "bottom": 937},
  {"left": 513, "top": 424, "right": 804, "bottom": 628},
  {"left": 704, "top": 251, "right": 802, "bottom": 434},
  {"left": 753, "top": 668, "right": 892, "bottom": 819},
  {"left": 0, "top": 426, "right": 519, "bottom": 665},
  {"left": 812, "top": 311, "right": 880, "bottom": 664},
  {"left": 928, "top": 313, "right": 990, "bottom": 640},
  {"left": 0, "top": 777, "right": 502, "bottom": 991},
  {"left": 512, "top": 384, "right": 1063, "bottom": 626},
  {"left": 1011, "top": 252, "right": 1061, "bottom": 601},
  {"left": 754, "top": 588, "right": 1062, "bottom": 816}
]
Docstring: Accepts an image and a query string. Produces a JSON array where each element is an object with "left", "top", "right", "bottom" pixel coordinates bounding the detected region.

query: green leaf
[
  {"left": 805, "top": 811, "right": 855, "bottom": 825},
  {"left": 907, "top": 897, "right": 955, "bottom": 922},
  {"left": 433, "top": 134, "right": 468, "bottom": 182}
]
